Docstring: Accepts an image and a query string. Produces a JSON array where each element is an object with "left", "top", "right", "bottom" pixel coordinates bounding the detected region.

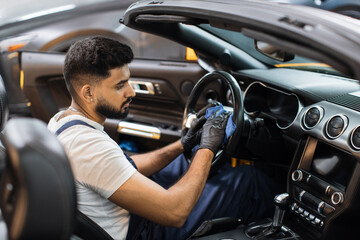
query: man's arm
[
  {"left": 109, "top": 148, "right": 213, "bottom": 227},
  {"left": 131, "top": 140, "right": 184, "bottom": 176},
  {"left": 109, "top": 112, "right": 229, "bottom": 227},
  {"left": 132, "top": 101, "right": 220, "bottom": 176}
]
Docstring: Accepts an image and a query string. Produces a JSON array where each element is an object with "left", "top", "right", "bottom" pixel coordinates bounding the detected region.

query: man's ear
[{"left": 80, "top": 84, "right": 95, "bottom": 103}]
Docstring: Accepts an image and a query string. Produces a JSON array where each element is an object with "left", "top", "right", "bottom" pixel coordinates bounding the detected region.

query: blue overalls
[{"left": 56, "top": 120, "right": 278, "bottom": 240}]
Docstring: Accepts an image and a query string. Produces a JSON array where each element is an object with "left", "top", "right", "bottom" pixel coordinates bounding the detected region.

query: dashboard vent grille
[
  {"left": 327, "top": 94, "right": 360, "bottom": 112},
  {"left": 302, "top": 106, "right": 323, "bottom": 129}
]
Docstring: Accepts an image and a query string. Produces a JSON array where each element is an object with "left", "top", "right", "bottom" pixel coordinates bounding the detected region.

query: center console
[
  {"left": 286, "top": 136, "right": 360, "bottom": 239},
  {"left": 191, "top": 136, "right": 360, "bottom": 240}
]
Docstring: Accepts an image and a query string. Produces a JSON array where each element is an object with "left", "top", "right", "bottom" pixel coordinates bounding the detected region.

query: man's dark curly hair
[{"left": 64, "top": 36, "right": 134, "bottom": 95}]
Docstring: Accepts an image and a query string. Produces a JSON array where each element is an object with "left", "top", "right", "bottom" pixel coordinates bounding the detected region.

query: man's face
[{"left": 95, "top": 65, "right": 135, "bottom": 119}]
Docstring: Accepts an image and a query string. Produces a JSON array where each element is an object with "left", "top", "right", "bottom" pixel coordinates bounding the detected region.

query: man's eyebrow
[{"left": 115, "top": 79, "right": 128, "bottom": 85}]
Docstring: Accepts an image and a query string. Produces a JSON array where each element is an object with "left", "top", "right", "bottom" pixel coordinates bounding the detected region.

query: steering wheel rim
[{"left": 182, "top": 71, "right": 244, "bottom": 173}]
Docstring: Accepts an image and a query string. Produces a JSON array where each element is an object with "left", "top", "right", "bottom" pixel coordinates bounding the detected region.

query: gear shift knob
[
  {"left": 245, "top": 193, "right": 293, "bottom": 239},
  {"left": 272, "top": 193, "right": 289, "bottom": 228}
]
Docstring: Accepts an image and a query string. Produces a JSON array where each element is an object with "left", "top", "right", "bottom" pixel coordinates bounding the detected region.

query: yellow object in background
[
  {"left": 186, "top": 47, "right": 198, "bottom": 61},
  {"left": 231, "top": 158, "right": 252, "bottom": 167}
]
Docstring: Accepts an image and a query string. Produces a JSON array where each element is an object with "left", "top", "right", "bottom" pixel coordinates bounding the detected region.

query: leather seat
[
  {"left": 0, "top": 117, "right": 114, "bottom": 239},
  {"left": 0, "top": 74, "right": 9, "bottom": 240},
  {"left": 74, "top": 210, "right": 113, "bottom": 240},
  {"left": 0, "top": 118, "right": 76, "bottom": 239},
  {"left": 0, "top": 74, "right": 9, "bottom": 176}
]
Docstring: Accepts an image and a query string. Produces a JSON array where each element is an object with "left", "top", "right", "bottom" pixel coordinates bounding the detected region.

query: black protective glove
[
  {"left": 181, "top": 100, "right": 221, "bottom": 153},
  {"left": 199, "top": 111, "right": 230, "bottom": 154}
]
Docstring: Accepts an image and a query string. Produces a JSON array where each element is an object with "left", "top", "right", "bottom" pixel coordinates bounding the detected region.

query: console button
[
  {"left": 307, "top": 214, "right": 315, "bottom": 221},
  {"left": 296, "top": 207, "right": 304, "bottom": 214},
  {"left": 313, "top": 218, "right": 321, "bottom": 225},
  {"left": 301, "top": 210, "right": 309, "bottom": 218}
]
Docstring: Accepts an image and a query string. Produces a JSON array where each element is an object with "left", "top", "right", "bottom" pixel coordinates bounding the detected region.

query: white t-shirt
[{"left": 48, "top": 111, "right": 137, "bottom": 240}]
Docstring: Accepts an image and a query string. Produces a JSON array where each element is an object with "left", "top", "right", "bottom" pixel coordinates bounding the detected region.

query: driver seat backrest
[
  {"left": 0, "top": 117, "right": 76, "bottom": 240},
  {"left": 74, "top": 210, "right": 114, "bottom": 240},
  {"left": 0, "top": 75, "right": 9, "bottom": 240},
  {"left": 0, "top": 74, "right": 9, "bottom": 174}
]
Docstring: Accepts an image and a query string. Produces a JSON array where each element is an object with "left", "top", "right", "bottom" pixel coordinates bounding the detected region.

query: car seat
[
  {"left": 0, "top": 118, "right": 76, "bottom": 239},
  {"left": 0, "top": 75, "right": 9, "bottom": 240},
  {"left": 0, "top": 74, "right": 9, "bottom": 174},
  {"left": 0, "top": 116, "right": 114, "bottom": 239}
]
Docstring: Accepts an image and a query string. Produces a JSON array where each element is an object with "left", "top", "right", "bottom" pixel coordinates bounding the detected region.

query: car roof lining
[
  {"left": 135, "top": 14, "right": 206, "bottom": 24},
  {"left": 129, "top": 14, "right": 353, "bottom": 76},
  {"left": 123, "top": 0, "right": 360, "bottom": 79},
  {"left": 123, "top": 15, "right": 267, "bottom": 70}
]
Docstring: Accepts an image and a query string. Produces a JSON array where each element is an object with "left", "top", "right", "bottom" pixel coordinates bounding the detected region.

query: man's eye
[{"left": 116, "top": 85, "right": 125, "bottom": 89}]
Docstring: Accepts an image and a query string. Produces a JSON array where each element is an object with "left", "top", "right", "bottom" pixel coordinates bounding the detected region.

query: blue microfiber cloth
[{"left": 204, "top": 104, "right": 236, "bottom": 143}]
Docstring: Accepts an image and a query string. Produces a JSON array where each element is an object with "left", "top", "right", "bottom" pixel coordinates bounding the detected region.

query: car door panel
[
  {"left": 19, "top": 51, "right": 207, "bottom": 151},
  {"left": 21, "top": 52, "right": 65, "bottom": 122}
]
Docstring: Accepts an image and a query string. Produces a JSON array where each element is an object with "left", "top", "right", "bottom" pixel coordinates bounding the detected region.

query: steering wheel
[{"left": 182, "top": 71, "right": 244, "bottom": 173}]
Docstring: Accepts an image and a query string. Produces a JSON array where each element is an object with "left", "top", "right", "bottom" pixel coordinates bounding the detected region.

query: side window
[
  {"left": 134, "top": 32, "right": 185, "bottom": 61},
  {"left": 118, "top": 26, "right": 197, "bottom": 62}
]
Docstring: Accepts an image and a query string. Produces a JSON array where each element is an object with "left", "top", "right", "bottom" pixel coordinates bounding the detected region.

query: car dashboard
[{"left": 223, "top": 67, "right": 360, "bottom": 239}]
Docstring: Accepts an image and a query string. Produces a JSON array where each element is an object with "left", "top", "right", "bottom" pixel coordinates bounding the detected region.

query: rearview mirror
[{"left": 255, "top": 40, "right": 295, "bottom": 62}]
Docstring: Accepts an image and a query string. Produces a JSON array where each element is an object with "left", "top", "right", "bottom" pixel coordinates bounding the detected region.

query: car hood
[{"left": 123, "top": 0, "right": 360, "bottom": 80}]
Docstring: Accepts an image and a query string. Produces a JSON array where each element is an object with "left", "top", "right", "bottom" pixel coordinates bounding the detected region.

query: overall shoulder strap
[
  {"left": 55, "top": 119, "right": 138, "bottom": 169},
  {"left": 55, "top": 120, "right": 95, "bottom": 136},
  {"left": 123, "top": 152, "right": 137, "bottom": 169}
]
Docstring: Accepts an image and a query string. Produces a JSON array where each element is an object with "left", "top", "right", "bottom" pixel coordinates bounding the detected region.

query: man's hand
[
  {"left": 199, "top": 111, "right": 230, "bottom": 154},
  {"left": 181, "top": 101, "right": 221, "bottom": 153}
]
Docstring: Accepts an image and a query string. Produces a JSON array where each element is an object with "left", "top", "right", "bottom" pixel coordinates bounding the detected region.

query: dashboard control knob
[
  {"left": 291, "top": 169, "right": 303, "bottom": 182},
  {"left": 298, "top": 190, "right": 306, "bottom": 202},
  {"left": 331, "top": 192, "right": 344, "bottom": 205},
  {"left": 317, "top": 201, "right": 325, "bottom": 214}
]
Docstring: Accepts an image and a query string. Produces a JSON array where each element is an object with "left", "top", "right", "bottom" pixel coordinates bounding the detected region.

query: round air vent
[
  {"left": 325, "top": 114, "right": 348, "bottom": 139},
  {"left": 302, "top": 106, "right": 324, "bottom": 129},
  {"left": 350, "top": 126, "right": 360, "bottom": 150}
]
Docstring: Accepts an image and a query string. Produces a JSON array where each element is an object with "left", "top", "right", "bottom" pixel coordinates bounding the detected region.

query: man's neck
[{"left": 58, "top": 101, "right": 106, "bottom": 125}]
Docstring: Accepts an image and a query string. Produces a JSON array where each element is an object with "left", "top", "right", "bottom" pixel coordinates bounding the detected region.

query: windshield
[
  {"left": 0, "top": 0, "right": 116, "bottom": 27},
  {"left": 199, "top": 24, "right": 344, "bottom": 77}
]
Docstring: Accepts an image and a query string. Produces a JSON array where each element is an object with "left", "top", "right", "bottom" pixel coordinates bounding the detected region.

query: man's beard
[{"left": 96, "top": 97, "right": 132, "bottom": 119}]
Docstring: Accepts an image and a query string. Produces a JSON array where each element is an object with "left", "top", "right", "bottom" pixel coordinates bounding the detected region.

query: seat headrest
[
  {"left": 0, "top": 75, "right": 9, "bottom": 132},
  {"left": 0, "top": 118, "right": 76, "bottom": 240}
]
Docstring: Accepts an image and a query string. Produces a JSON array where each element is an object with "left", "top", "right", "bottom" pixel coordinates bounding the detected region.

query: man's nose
[{"left": 127, "top": 82, "right": 136, "bottom": 98}]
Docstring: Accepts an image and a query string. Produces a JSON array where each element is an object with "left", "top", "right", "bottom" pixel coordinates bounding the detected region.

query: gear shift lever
[
  {"left": 245, "top": 193, "right": 290, "bottom": 239},
  {"left": 272, "top": 193, "right": 290, "bottom": 228}
]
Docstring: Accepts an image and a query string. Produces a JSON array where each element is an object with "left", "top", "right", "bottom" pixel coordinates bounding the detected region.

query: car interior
[{"left": 1, "top": 0, "right": 360, "bottom": 239}]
